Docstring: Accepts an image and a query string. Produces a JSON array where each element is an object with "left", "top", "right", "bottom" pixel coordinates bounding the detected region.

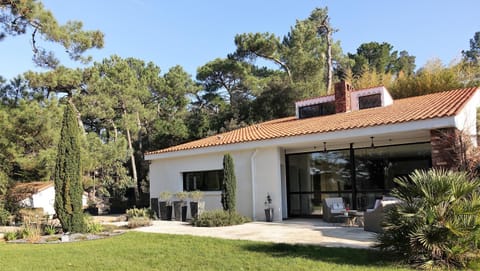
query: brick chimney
[{"left": 334, "top": 81, "right": 353, "bottom": 113}]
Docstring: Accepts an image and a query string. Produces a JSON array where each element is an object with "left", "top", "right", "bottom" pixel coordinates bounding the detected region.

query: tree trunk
[
  {"left": 123, "top": 106, "right": 139, "bottom": 204},
  {"left": 326, "top": 32, "right": 333, "bottom": 93},
  {"left": 109, "top": 119, "right": 118, "bottom": 142},
  {"left": 136, "top": 111, "right": 143, "bottom": 152},
  {"left": 320, "top": 16, "right": 334, "bottom": 94},
  {"left": 254, "top": 52, "right": 292, "bottom": 83}
]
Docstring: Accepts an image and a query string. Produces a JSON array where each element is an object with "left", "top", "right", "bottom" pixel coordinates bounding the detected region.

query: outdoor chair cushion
[
  {"left": 323, "top": 197, "right": 347, "bottom": 222},
  {"left": 364, "top": 196, "right": 401, "bottom": 233}
]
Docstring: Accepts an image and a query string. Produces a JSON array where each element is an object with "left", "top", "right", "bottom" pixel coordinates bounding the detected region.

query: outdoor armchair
[
  {"left": 364, "top": 197, "right": 401, "bottom": 233},
  {"left": 322, "top": 197, "right": 346, "bottom": 222}
]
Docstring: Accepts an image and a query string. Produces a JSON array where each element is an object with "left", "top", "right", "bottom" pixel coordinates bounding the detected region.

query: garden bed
[{"left": 6, "top": 230, "right": 126, "bottom": 244}]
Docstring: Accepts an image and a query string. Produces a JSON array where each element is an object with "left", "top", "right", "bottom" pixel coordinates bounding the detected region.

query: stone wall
[{"left": 430, "top": 128, "right": 462, "bottom": 170}]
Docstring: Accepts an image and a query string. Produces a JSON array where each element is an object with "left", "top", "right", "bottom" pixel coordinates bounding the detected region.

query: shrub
[
  {"left": 192, "top": 210, "right": 250, "bottom": 227},
  {"left": 18, "top": 211, "right": 43, "bottom": 242},
  {"left": 22, "top": 226, "right": 41, "bottom": 243},
  {"left": 127, "top": 217, "right": 152, "bottom": 229},
  {"left": 222, "top": 154, "right": 237, "bottom": 212},
  {"left": 84, "top": 215, "right": 104, "bottom": 234},
  {"left": 54, "top": 103, "right": 85, "bottom": 233},
  {"left": 189, "top": 190, "right": 204, "bottom": 201},
  {"left": 18, "top": 208, "right": 45, "bottom": 224},
  {"left": 159, "top": 191, "right": 172, "bottom": 202},
  {"left": 43, "top": 224, "right": 57, "bottom": 235},
  {"left": 0, "top": 205, "right": 12, "bottom": 226},
  {"left": 125, "top": 207, "right": 154, "bottom": 220},
  {"left": 377, "top": 169, "right": 480, "bottom": 269},
  {"left": 4, "top": 231, "right": 17, "bottom": 241},
  {"left": 175, "top": 191, "right": 189, "bottom": 202}
]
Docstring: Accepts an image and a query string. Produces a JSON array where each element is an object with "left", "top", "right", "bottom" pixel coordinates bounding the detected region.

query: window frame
[
  {"left": 182, "top": 169, "right": 224, "bottom": 192},
  {"left": 298, "top": 101, "right": 336, "bottom": 119},
  {"left": 358, "top": 93, "right": 382, "bottom": 109}
]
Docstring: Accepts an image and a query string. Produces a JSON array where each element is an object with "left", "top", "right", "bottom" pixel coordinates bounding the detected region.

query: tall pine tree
[
  {"left": 54, "top": 102, "right": 85, "bottom": 233},
  {"left": 221, "top": 153, "right": 237, "bottom": 213}
]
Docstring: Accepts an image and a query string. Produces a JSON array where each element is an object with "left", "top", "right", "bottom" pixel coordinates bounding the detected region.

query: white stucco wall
[
  {"left": 20, "top": 187, "right": 88, "bottom": 216},
  {"left": 350, "top": 86, "right": 393, "bottom": 111},
  {"left": 455, "top": 89, "right": 480, "bottom": 145},
  {"left": 30, "top": 186, "right": 56, "bottom": 216},
  {"left": 149, "top": 147, "right": 283, "bottom": 221}
]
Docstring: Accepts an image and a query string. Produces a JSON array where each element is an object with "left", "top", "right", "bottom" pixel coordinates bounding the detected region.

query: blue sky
[{"left": 1, "top": 0, "right": 479, "bottom": 80}]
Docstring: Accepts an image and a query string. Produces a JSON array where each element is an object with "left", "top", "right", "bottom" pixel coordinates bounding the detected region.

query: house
[
  {"left": 145, "top": 82, "right": 480, "bottom": 221},
  {"left": 10, "top": 181, "right": 89, "bottom": 216}
]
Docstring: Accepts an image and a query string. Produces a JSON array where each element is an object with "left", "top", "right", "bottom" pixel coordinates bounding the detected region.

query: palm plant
[{"left": 377, "top": 169, "right": 480, "bottom": 269}]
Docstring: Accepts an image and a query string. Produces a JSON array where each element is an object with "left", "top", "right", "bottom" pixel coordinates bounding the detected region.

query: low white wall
[{"left": 149, "top": 147, "right": 283, "bottom": 221}]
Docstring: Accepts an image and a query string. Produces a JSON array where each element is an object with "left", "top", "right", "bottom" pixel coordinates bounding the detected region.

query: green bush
[
  {"left": 20, "top": 225, "right": 41, "bottom": 243},
  {"left": 17, "top": 227, "right": 30, "bottom": 240},
  {"left": 4, "top": 231, "right": 17, "bottom": 241},
  {"left": 377, "top": 169, "right": 480, "bottom": 269},
  {"left": 84, "top": 215, "right": 104, "bottom": 234},
  {"left": 43, "top": 224, "right": 57, "bottom": 235},
  {"left": 126, "top": 207, "right": 154, "bottom": 220},
  {"left": 0, "top": 205, "right": 11, "bottom": 226},
  {"left": 127, "top": 217, "right": 152, "bottom": 229},
  {"left": 192, "top": 210, "right": 250, "bottom": 227},
  {"left": 222, "top": 154, "right": 237, "bottom": 212}
]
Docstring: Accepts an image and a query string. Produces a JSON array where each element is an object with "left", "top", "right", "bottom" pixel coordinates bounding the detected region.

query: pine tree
[
  {"left": 221, "top": 153, "right": 237, "bottom": 212},
  {"left": 54, "top": 102, "right": 85, "bottom": 233}
]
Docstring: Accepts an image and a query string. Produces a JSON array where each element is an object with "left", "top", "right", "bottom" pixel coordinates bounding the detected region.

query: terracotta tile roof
[
  {"left": 147, "top": 87, "right": 478, "bottom": 155},
  {"left": 9, "top": 181, "right": 54, "bottom": 201}
]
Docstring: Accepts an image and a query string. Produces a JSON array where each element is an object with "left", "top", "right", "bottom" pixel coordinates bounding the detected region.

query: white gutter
[{"left": 250, "top": 149, "right": 258, "bottom": 220}]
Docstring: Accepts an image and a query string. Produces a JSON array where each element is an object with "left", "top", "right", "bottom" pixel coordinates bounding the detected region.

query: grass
[{"left": 0, "top": 232, "right": 413, "bottom": 271}]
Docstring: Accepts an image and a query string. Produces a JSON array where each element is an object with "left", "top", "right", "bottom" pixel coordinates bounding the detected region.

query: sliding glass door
[
  {"left": 286, "top": 143, "right": 431, "bottom": 217},
  {"left": 287, "top": 150, "right": 352, "bottom": 216}
]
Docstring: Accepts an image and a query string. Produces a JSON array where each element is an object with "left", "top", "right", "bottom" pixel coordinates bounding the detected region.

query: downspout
[{"left": 251, "top": 149, "right": 259, "bottom": 220}]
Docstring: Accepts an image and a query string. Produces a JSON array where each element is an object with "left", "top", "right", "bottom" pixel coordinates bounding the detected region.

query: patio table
[{"left": 334, "top": 211, "right": 364, "bottom": 226}]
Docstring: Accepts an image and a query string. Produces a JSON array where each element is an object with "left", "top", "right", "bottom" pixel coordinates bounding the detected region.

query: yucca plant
[{"left": 377, "top": 169, "right": 480, "bottom": 269}]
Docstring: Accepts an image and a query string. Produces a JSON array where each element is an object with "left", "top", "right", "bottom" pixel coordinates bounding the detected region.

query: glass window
[
  {"left": 358, "top": 94, "right": 381, "bottom": 109},
  {"left": 355, "top": 143, "right": 431, "bottom": 210},
  {"left": 287, "top": 150, "right": 351, "bottom": 216},
  {"left": 183, "top": 170, "right": 223, "bottom": 191},
  {"left": 287, "top": 142, "right": 432, "bottom": 215},
  {"left": 299, "top": 102, "right": 335, "bottom": 119}
]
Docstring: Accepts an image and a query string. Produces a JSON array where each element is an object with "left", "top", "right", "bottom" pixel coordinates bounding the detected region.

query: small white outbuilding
[{"left": 10, "top": 181, "right": 88, "bottom": 216}]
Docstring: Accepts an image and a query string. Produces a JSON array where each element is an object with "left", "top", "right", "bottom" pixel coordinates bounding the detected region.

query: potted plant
[
  {"left": 159, "top": 191, "right": 173, "bottom": 220},
  {"left": 189, "top": 190, "right": 205, "bottom": 219},
  {"left": 264, "top": 193, "right": 274, "bottom": 222},
  {"left": 173, "top": 191, "right": 189, "bottom": 221}
]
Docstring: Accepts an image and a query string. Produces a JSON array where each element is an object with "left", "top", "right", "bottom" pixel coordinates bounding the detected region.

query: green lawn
[{"left": 0, "top": 232, "right": 413, "bottom": 271}]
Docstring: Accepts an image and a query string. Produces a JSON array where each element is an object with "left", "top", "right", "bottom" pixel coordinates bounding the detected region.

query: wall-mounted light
[{"left": 370, "top": 136, "right": 375, "bottom": 149}]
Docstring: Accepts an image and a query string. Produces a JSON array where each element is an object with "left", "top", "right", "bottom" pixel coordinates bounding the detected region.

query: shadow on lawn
[{"left": 241, "top": 242, "right": 397, "bottom": 267}]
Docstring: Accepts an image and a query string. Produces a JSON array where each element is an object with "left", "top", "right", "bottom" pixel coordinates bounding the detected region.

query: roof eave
[{"left": 145, "top": 116, "right": 457, "bottom": 161}]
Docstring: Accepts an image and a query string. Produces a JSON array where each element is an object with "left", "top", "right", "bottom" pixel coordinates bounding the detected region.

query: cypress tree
[
  {"left": 221, "top": 153, "right": 237, "bottom": 212},
  {"left": 54, "top": 102, "right": 85, "bottom": 233}
]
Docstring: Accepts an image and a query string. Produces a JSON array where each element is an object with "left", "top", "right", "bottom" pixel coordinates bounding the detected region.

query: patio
[{"left": 132, "top": 218, "right": 377, "bottom": 249}]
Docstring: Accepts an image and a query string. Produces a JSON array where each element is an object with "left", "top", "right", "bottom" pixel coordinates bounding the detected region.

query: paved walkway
[{"left": 133, "top": 219, "right": 377, "bottom": 249}]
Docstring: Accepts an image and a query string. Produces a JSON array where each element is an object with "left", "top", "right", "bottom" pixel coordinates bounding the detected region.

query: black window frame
[
  {"left": 358, "top": 94, "right": 382, "bottom": 109},
  {"left": 183, "top": 169, "right": 224, "bottom": 191},
  {"left": 298, "top": 101, "right": 336, "bottom": 119}
]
